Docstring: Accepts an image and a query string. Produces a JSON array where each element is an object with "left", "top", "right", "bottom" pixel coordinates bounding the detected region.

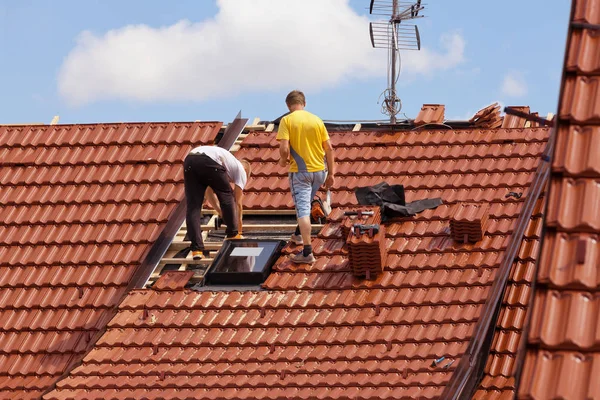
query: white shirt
[{"left": 189, "top": 146, "right": 247, "bottom": 190}]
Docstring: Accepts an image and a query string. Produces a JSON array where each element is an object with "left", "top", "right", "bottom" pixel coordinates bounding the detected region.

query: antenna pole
[
  {"left": 369, "top": 0, "right": 424, "bottom": 123},
  {"left": 390, "top": 0, "right": 398, "bottom": 124}
]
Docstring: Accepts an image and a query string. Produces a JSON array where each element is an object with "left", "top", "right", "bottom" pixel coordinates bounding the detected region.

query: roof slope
[
  {"left": 0, "top": 122, "right": 220, "bottom": 400},
  {"left": 518, "top": 1, "right": 600, "bottom": 399},
  {"left": 45, "top": 126, "right": 548, "bottom": 400}
]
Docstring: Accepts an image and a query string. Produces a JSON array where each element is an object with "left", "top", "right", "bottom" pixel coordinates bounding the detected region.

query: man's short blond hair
[{"left": 285, "top": 90, "right": 306, "bottom": 107}]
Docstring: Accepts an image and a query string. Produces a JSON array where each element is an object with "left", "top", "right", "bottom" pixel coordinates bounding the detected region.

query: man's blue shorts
[{"left": 289, "top": 170, "right": 327, "bottom": 218}]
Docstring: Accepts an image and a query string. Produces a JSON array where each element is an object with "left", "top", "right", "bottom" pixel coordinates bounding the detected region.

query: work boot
[
  {"left": 290, "top": 234, "right": 304, "bottom": 245},
  {"left": 192, "top": 251, "right": 204, "bottom": 261},
  {"left": 290, "top": 252, "right": 315, "bottom": 264},
  {"left": 224, "top": 233, "right": 244, "bottom": 240}
]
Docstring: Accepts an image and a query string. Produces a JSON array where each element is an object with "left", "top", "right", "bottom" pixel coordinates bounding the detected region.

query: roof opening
[{"left": 205, "top": 239, "right": 285, "bottom": 285}]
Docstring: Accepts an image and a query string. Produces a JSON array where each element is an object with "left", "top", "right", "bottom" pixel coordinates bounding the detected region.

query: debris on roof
[
  {"left": 518, "top": 0, "right": 600, "bottom": 398},
  {"left": 502, "top": 106, "right": 531, "bottom": 129},
  {"left": 414, "top": 104, "right": 446, "bottom": 126},
  {"left": 470, "top": 103, "right": 503, "bottom": 129},
  {"left": 153, "top": 271, "right": 194, "bottom": 291}
]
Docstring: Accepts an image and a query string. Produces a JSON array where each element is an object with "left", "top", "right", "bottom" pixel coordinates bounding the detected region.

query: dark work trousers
[{"left": 184, "top": 153, "right": 238, "bottom": 251}]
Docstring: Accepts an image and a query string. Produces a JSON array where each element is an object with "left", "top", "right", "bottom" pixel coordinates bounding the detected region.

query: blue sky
[{"left": 0, "top": 0, "right": 571, "bottom": 124}]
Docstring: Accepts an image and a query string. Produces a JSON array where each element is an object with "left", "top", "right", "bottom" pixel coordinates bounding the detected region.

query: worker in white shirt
[{"left": 183, "top": 145, "right": 251, "bottom": 260}]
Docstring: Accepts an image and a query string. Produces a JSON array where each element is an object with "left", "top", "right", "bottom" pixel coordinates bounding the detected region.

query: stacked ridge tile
[{"left": 450, "top": 202, "right": 490, "bottom": 243}]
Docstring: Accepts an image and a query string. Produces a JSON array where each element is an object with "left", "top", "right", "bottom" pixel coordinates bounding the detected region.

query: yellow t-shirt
[{"left": 276, "top": 110, "right": 330, "bottom": 173}]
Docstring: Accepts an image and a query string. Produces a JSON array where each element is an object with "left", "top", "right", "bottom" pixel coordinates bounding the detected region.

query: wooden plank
[
  {"left": 184, "top": 209, "right": 295, "bottom": 217},
  {"left": 202, "top": 215, "right": 218, "bottom": 241},
  {"left": 352, "top": 123, "right": 362, "bottom": 132},
  {"left": 50, "top": 116, "right": 60, "bottom": 125},
  {"left": 178, "top": 224, "right": 321, "bottom": 233},
  {"left": 244, "top": 126, "right": 266, "bottom": 132},
  {"left": 243, "top": 209, "right": 297, "bottom": 215},
  {"left": 251, "top": 117, "right": 261, "bottom": 126},
  {"left": 149, "top": 267, "right": 209, "bottom": 282},
  {"left": 159, "top": 258, "right": 214, "bottom": 265},
  {"left": 169, "top": 241, "right": 223, "bottom": 251},
  {"left": 0, "top": 122, "right": 44, "bottom": 126},
  {"left": 265, "top": 123, "right": 275, "bottom": 132}
]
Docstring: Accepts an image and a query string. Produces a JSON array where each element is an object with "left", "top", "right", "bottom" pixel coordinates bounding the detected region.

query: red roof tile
[
  {"left": 236, "top": 128, "right": 549, "bottom": 211},
  {"left": 502, "top": 107, "right": 531, "bottom": 129},
  {"left": 518, "top": 0, "right": 600, "bottom": 398},
  {"left": 0, "top": 122, "right": 220, "bottom": 398},
  {"left": 414, "top": 104, "right": 445, "bottom": 126},
  {"left": 45, "top": 123, "right": 548, "bottom": 399},
  {"left": 519, "top": 351, "right": 600, "bottom": 399}
]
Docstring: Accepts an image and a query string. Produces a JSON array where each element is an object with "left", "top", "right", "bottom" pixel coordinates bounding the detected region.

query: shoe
[
  {"left": 290, "top": 234, "right": 304, "bottom": 245},
  {"left": 192, "top": 251, "right": 204, "bottom": 260},
  {"left": 225, "top": 233, "right": 244, "bottom": 240},
  {"left": 290, "top": 252, "right": 316, "bottom": 264}
]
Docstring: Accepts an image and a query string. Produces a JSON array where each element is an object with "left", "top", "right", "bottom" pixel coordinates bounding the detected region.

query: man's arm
[
  {"left": 278, "top": 139, "right": 290, "bottom": 167},
  {"left": 234, "top": 185, "right": 244, "bottom": 234},
  {"left": 324, "top": 139, "right": 336, "bottom": 189},
  {"left": 205, "top": 187, "right": 222, "bottom": 217}
]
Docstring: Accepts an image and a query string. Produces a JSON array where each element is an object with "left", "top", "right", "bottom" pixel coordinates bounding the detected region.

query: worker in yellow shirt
[{"left": 277, "top": 90, "right": 336, "bottom": 264}]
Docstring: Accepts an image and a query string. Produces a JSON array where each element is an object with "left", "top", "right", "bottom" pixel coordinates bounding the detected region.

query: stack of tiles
[
  {"left": 450, "top": 202, "right": 490, "bottom": 243},
  {"left": 338, "top": 207, "right": 382, "bottom": 241},
  {"left": 346, "top": 224, "right": 387, "bottom": 279}
]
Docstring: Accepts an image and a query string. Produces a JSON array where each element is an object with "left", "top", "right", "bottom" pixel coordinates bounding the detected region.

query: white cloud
[
  {"left": 501, "top": 71, "right": 528, "bottom": 97},
  {"left": 58, "top": 0, "right": 467, "bottom": 106},
  {"left": 400, "top": 32, "right": 466, "bottom": 79}
]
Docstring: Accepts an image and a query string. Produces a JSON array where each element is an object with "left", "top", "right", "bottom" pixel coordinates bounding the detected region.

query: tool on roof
[
  {"left": 310, "top": 190, "right": 332, "bottom": 224},
  {"left": 505, "top": 191, "right": 523, "bottom": 199},
  {"left": 353, "top": 224, "right": 380, "bottom": 237},
  {"left": 431, "top": 356, "right": 446, "bottom": 368},
  {"left": 344, "top": 210, "right": 375, "bottom": 216},
  {"left": 369, "top": 0, "right": 425, "bottom": 123}
]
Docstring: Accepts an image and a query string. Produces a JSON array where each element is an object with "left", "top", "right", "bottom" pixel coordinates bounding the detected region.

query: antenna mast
[{"left": 369, "top": 0, "right": 424, "bottom": 124}]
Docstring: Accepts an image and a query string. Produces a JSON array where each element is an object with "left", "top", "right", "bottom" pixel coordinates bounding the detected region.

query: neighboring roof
[
  {"left": 43, "top": 122, "right": 550, "bottom": 399},
  {"left": 518, "top": 0, "right": 600, "bottom": 398},
  {"left": 0, "top": 122, "right": 221, "bottom": 399}
]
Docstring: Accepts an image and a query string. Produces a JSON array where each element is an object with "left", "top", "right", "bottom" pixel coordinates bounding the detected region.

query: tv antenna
[{"left": 369, "top": 0, "right": 424, "bottom": 124}]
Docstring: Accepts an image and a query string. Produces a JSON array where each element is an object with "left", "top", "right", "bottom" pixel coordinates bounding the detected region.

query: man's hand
[
  {"left": 325, "top": 173, "right": 335, "bottom": 189},
  {"left": 278, "top": 139, "right": 290, "bottom": 168}
]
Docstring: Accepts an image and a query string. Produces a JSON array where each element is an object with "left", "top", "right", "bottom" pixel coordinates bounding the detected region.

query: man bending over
[{"left": 183, "top": 145, "right": 251, "bottom": 260}]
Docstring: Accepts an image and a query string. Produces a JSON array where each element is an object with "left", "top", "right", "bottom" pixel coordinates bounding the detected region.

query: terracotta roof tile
[
  {"left": 502, "top": 107, "right": 530, "bottom": 129},
  {"left": 573, "top": 0, "right": 600, "bottom": 23},
  {"left": 518, "top": 1, "right": 600, "bottom": 398},
  {"left": 567, "top": 29, "right": 600, "bottom": 74},
  {"left": 44, "top": 120, "right": 550, "bottom": 399},
  {"left": 0, "top": 122, "right": 220, "bottom": 398},
  {"left": 414, "top": 104, "right": 446, "bottom": 126},
  {"left": 553, "top": 125, "right": 600, "bottom": 176},
  {"left": 519, "top": 351, "right": 600, "bottom": 400}
]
